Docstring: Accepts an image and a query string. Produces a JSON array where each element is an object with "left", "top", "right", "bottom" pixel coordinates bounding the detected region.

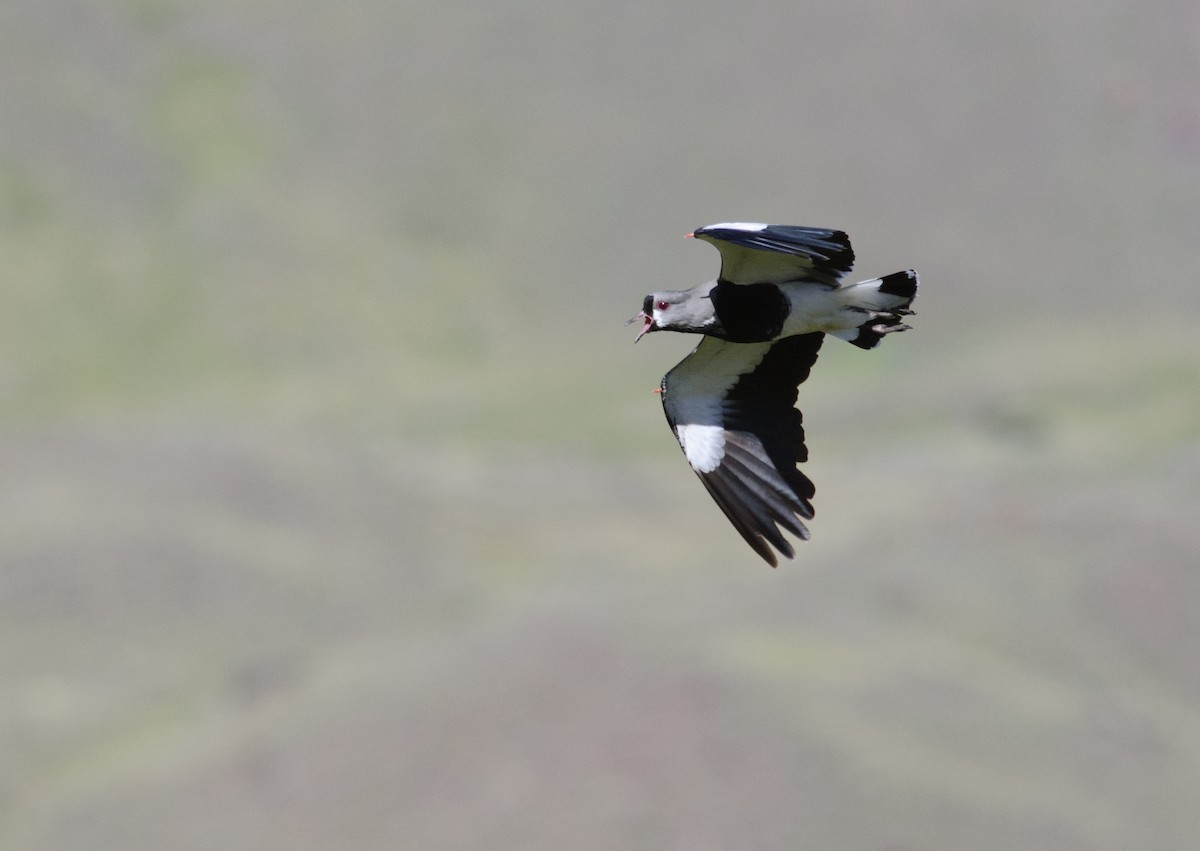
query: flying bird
[{"left": 630, "top": 222, "right": 918, "bottom": 566}]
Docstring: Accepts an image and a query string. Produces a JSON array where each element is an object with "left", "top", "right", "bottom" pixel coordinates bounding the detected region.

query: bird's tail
[{"left": 830, "top": 270, "right": 918, "bottom": 350}]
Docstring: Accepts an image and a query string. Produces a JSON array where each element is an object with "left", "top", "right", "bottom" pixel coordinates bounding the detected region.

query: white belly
[{"left": 779, "top": 283, "right": 858, "bottom": 336}]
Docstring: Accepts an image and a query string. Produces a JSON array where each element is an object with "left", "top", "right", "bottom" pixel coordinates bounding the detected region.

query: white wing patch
[
  {"left": 703, "top": 221, "right": 768, "bottom": 232},
  {"left": 676, "top": 423, "right": 725, "bottom": 473}
]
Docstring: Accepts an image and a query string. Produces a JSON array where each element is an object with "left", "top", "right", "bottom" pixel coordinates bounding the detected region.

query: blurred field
[{"left": 3, "top": 1, "right": 1200, "bottom": 849}]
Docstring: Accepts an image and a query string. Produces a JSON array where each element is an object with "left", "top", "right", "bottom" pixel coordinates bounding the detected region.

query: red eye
[{"left": 656, "top": 300, "right": 669, "bottom": 310}]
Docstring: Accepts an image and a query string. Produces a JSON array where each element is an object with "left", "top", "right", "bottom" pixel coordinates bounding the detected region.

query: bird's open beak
[{"left": 626, "top": 311, "right": 656, "bottom": 343}]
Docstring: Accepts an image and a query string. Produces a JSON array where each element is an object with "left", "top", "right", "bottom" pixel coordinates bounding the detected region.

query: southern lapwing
[{"left": 630, "top": 222, "right": 917, "bottom": 566}]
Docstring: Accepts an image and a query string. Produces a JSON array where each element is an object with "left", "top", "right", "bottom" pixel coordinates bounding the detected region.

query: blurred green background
[{"left": 3, "top": 1, "right": 1199, "bottom": 848}]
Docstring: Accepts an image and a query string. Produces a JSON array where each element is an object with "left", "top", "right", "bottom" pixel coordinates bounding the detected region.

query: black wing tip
[
  {"left": 697, "top": 452, "right": 814, "bottom": 568},
  {"left": 693, "top": 223, "right": 855, "bottom": 274}
]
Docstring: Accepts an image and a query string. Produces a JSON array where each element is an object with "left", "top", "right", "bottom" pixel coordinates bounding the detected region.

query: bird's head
[{"left": 627, "top": 289, "right": 713, "bottom": 342}]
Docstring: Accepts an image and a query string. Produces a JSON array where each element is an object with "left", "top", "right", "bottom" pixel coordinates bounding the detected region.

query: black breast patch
[{"left": 708, "top": 281, "right": 790, "bottom": 343}]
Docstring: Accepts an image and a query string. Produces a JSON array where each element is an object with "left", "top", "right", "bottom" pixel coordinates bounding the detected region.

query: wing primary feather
[
  {"left": 696, "top": 471, "right": 789, "bottom": 567},
  {"left": 718, "top": 448, "right": 812, "bottom": 526},
  {"left": 701, "top": 471, "right": 787, "bottom": 553},
  {"left": 722, "top": 432, "right": 815, "bottom": 514},
  {"left": 711, "top": 460, "right": 796, "bottom": 531}
]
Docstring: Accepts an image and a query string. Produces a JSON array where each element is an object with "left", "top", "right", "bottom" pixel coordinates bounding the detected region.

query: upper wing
[
  {"left": 691, "top": 222, "right": 854, "bottom": 286},
  {"left": 660, "top": 332, "right": 825, "bottom": 566}
]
